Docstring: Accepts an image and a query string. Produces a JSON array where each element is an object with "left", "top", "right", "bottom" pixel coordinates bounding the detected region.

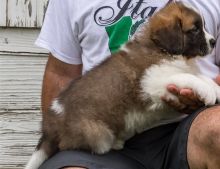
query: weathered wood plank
[
  {"left": 0, "top": 110, "right": 41, "bottom": 169},
  {"left": 37, "top": 0, "right": 49, "bottom": 27},
  {"left": 0, "top": 0, "right": 49, "bottom": 28},
  {"left": 0, "top": 0, "right": 6, "bottom": 26},
  {"left": 7, "top": 0, "right": 38, "bottom": 27},
  {"left": 0, "top": 28, "right": 48, "bottom": 55},
  {"left": 0, "top": 55, "right": 47, "bottom": 169}
]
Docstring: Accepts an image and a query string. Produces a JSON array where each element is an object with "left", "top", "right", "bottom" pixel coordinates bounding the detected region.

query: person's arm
[{"left": 41, "top": 53, "right": 82, "bottom": 114}]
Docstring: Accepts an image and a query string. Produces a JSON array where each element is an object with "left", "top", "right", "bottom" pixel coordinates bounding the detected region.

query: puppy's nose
[{"left": 210, "top": 38, "right": 216, "bottom": 48}]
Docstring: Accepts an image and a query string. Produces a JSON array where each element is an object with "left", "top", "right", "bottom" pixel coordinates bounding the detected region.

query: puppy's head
[{"left": 147, "top": 2, "right": 215, "bottom": 58}]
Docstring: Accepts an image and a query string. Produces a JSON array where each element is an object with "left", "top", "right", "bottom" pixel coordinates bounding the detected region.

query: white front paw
[
  {"left": 198, "top": 75, "right": 220, "bottom": 103},
  {"left": 196, "top": 84, "right": 216, "bottom": 105},
  {"left": 167, "top": 74, "right": 217, "bottom": 106}
]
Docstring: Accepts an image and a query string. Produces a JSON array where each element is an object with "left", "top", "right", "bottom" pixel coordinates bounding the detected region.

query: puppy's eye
[{"left": 187, "top": 26, "right": 200, "bottom": 34}]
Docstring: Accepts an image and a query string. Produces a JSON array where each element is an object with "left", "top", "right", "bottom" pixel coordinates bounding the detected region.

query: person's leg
[
  {"left": 40, "top": 106, "right": 220, "bottom": 169},
  {"left": 38, "top": 150, "right": 145, "bottom": 169},
  {"left": 62, "top": 168, "right": 85, "bottom": 169},
  {"left": 39, "top": 121, "right": 182, "bottom": 169},
  {"left": 151, "top": 106, "right": 220, "bottom": 169},
  {"left": 187, "top": 105, "right": 220, "bottom": 169}
]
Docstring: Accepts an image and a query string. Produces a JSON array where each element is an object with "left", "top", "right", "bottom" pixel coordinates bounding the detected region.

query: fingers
[
  {"left": 164, "top": 84, "right": 204, "bottom": 114},
  {"left": 167, "top": 84, "right": 179, "bottom": 95},
  {"left": 214, "top": 75, "right": 220, "bottom": 85},
  {"left": 161, "top": 95, "right": 186, "bottom": 110},
  {"left": 178, "top": 89, "right": 203, "bottom": 106},
  {"left": 167, "top": 84, "right": 200, "bottom": 105}
]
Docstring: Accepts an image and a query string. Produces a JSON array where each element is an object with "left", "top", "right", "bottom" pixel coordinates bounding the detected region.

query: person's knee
[
  {"left": 187, "top": 106, "right": 220, "bottom": 169},
  {"left": 190, "top": 106, "right": 220, "bottom": 148}
]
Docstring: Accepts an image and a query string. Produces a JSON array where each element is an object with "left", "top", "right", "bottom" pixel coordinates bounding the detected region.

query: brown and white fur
[{"left": 25, "top": 2, "right": 220, "bottom": 169}]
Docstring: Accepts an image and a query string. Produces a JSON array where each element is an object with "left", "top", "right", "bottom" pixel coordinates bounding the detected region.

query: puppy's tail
[{"left": 25, "top": 135, "right": 58, "bottom": 169}]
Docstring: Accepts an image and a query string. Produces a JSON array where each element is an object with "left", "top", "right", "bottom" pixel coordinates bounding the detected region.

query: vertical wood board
[
  {"left": 0, "top": 0, "right": 49, "bottom": 28},
  {"left": 0, "top": 0, "right": 7, "bottom": 26},
  {"left": 37, "top": 0, "right": 49, "bottom": 27},
  {"left": 7, "top": 0, "right": 38, "bottom": 27}
]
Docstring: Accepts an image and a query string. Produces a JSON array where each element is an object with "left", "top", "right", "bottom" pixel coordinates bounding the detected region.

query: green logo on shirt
[
  {"left": 105, "top": 16, "right": 145, "bottom": 53},
  {"left": 105, "top": 16, "right": 132, "bottom": 53},
  {"left": 94, "top": 0, "right": 160, "bottom": 53}
]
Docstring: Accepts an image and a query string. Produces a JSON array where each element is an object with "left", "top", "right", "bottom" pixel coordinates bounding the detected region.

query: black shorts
[{"left": 39, "top": 107, "right": 207, "bottom": 169}]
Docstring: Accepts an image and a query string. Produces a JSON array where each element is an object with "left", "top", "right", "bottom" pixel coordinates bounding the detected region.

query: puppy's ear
[{"left": 151, "top": 18, "right": 183, "bottom": 54}]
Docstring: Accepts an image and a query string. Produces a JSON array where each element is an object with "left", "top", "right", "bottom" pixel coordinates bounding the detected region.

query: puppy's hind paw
[{"left": 112, "top": 139, "right": 124, "bottom": 150}]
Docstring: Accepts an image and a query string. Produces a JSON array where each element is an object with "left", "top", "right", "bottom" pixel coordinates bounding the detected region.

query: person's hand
[
  {"left": 162, "top": 75, "right": 220, "bottom": 114},
  {"left": 214, "top": 74, "right": 220, "bottom": 85},
  {"left": 161, "top": 84, "right": 204, "bottom": 114}
]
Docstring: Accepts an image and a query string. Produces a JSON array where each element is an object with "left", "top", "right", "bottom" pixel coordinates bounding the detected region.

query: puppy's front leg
[
  {"left": 163, "top": 73, "right": 218, "bottom": 106},
  {"left": 197, "top": 75, "right": 220, "bottom": 103}
]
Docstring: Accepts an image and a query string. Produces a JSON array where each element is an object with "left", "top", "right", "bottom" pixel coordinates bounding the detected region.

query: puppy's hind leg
[
  {"left": 83, "top": 120, "right": 115, "bottom": 154},
  {"left": 59, "top": 120, "right": 115, "bottom": 154},
  {"left": 112, "top": 139, "right": 125, "bottom": 150}
]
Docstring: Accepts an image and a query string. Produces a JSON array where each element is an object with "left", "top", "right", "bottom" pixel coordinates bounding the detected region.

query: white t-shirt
[{"left": 36, "top": 0, "right": 220, "bottom": 77}]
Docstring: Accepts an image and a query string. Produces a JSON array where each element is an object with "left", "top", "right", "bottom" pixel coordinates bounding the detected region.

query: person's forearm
[
  {"left": 41, "top": 68, "right": 73, "bottom": 114},
  {"left": 41, "top": 54, "right": 82, "bottom": 114}
]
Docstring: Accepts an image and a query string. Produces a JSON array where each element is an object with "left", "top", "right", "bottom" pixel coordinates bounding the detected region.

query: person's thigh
[
  {"left": 187, "top": 105, "right": 220, "bottom": 169},
  {"left": 38, "top": 122, "right": 181, "bottom": 169},
  {"left": 39, "top": 120, "right": 190, "bottom": 169},
  {"left": 122, "top": 106, "right": 215, "bottom": 169},
  {"left": 38, "top": 149, "right": 145, "bottom": 169},
  {"left": 39, "top": 106, "right": 214, "bottom": 169}
]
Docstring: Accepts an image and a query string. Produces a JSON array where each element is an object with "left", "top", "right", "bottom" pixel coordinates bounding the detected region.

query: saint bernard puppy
[{"left": 25, "top": 2, "right": 220, "bottom": 169}]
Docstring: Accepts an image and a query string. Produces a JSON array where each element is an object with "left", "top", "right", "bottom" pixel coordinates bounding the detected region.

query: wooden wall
[
  {"left": 0, "top": 55, "right": 47, "bottom": 169},
  {"left": 0, "top": 0, "right": 48, "bottom": 28},
  {"left": 0, "top": 28, "right": 48, "bottom": 168},
  {"left": 0, "top": 1, "right": 49, "bottom": 168},
  {"left": 0, "top": 28, "right": 48, "bottom": 55}
]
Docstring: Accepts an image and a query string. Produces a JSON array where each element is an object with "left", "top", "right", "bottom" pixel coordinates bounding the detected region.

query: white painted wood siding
[
  {"left": 0, "top": 55, "right": 47, "bottom": 169},
  {"left": 0, "top": 1, "right": 49, "bottom": 168},
  {"left": 0, "top": 28, "right": 48, "bottom": 55},
  {"left": 0, "top": 29, "right": 48, "bottom": 167},
  {"left": 0, "top": 0, "right": 49, "bottom": 28},
  {"left": 0, "top": 0, "right": 7, "bottom": 26}
]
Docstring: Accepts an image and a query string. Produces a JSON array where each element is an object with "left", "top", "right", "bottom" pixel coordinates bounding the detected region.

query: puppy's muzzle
[{"left": 209, "top": 38, "right": 216, "bottom": 49}]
